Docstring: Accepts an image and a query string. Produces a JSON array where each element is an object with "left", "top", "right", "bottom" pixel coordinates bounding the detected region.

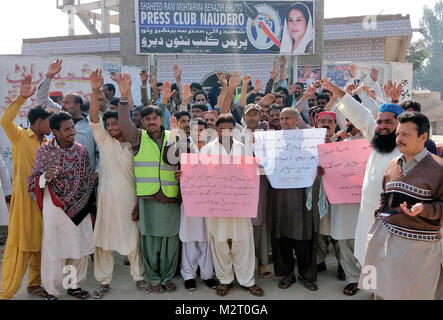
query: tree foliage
[
  {"left": 406, "top": 39, "right": 430, "bottom": 72},
  {"left": 414, "top": 1, "right": 443, "bottom": 94}
]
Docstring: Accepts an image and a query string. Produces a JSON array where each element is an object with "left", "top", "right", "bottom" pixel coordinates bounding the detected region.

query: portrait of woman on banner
[{"left": 280, "top": 2, "right": 314, "bottom": 55}]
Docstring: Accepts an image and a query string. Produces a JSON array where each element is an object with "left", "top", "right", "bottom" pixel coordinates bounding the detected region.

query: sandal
[
  {"left": 163, "top": 280, "right": 177, "bottom": 293},
  {"left": 27, "top": 286, "right": 48, "bottom": 298},
  {"left": 67, "top": 288, "right": 90, "bottom": 299},
  {"left": 243, "top": 284, "right": 264, "bottom": 297},
  {"left": 278, "top": 274, "right": 296, "bottom": 289},
  {"left": 259, "top": 265, "right": 272, "bottom": 279},
  {"left": 144, "top": 283, "right": 164, "bottom": 294},
  {"left": 92, "top": 284, "right": 110, "bottom": 299},
  {"left": 216, "top": 283, "right": 233, "bottom": 297},
  {"left": 343, "top": 283, "right": 359, "bottom": 296},
  {"left": 297, "top": 276, "right": 318, "bottom": 291},
  {"left": 136, "top": 280, "right": 147, "bottom": 291}
]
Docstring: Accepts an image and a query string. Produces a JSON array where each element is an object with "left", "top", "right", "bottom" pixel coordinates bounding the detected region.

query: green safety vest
[{"left": 134, "top": 130, "right": 179, "bottom": 198}]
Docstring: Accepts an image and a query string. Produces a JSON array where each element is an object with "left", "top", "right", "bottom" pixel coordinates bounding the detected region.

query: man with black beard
[{"left": 321, "top": 78, "right": 403, "bottom": 267}]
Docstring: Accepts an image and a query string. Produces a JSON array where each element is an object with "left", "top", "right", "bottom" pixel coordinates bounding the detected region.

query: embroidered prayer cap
[
  {"left": 378, "top": 103, "right": 404, "bottom": 117},
  {"left": 49, "top": 91, "right": 63, "bottom": 98},
  {"left": 318, "top": 111, "right": 336, "bottom": 121}
]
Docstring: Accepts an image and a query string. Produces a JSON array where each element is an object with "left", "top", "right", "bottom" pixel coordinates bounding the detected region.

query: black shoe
[
  {"left": 298, "top": 276, "right": 319, "bottom": 291},
  {"left": 184, "top": 279, "right": 197, "bottom": 291},
  {"left": 337, "top": 264, "right": 346, "bottom": 281},
  {"left": 203, "top": 278, "right": 218, "bottom": 289},
  {"left": 316, "top": 261, "right": 327, "bottom": 272}
]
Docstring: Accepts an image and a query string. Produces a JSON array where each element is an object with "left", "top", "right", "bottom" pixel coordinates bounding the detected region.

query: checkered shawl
[{"left": 27, "top": 138, "right": 95, "bottom": 226}]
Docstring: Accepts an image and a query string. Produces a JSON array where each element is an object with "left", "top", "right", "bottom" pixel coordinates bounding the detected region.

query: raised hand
[
  {"left": 270, "top": 65, "right": 278, "bottom": 80},
  {"left": 390, "top": 82, "right": 403, "bottom": 102},
  {"left": 349, "top": 64, "right": 356, "bottom": 79},
  {"left": 321, "top": 77, "right": 345, "bottom": 98},
  {"left": 169, "top": 115, "right": 178, "bottom": 131},
  {"left": 20, "top": 74, "right": 37, "bottom": 99},
  {"left": 258, "top": 94, "right": 275, "bottom": 107},
  {"left": 362, "top": 85, "right": 376, "bottom": 100},
  {"left": 140, "top": 69, "right": 149, "bottom": 84},
  {"left": 228, "top": 71, "right": 242, "bottom": 89},
  {"left": 110, "top": 71, "right": 118, "bottom": 82},
  {"left": 148, "top": 73, "right": 157, "bottom": 89},
  {"left": 46, "top": 59, "right": 63, "bottom": 79},
  {"left": 116, "top": 73, "right": 132, "bottom": 98},
  {"left": 400, "top": 202, "right": 423, "bottom": 217},
  {"left": 242, "top": 74, "right": 252, "bottom": 87},
  {"left": 173, "top": 64, "right": 182, "bottom": 82},
  {"left": 161, "top": 80, "right": 176, "bottom": 104},
  {"left": 90, "top": 69, "right": 104, "bottom": 91},
  {"left": 181, "top": 84, "right": 192, "bottom": 105},
  {"left": 216, "top": 71, "right": 228, "bottom": 87},
  {"left": 304, "top": 85, "right": 316, "bottom": 97},
  {"left": 305, "top": 65, "right": 312, "bottom": 78},
  {"left": 279, "top": 55, "right": 287, "bottom": 67},
  {"left": 370, "top": 67, "right": 379, "bottom": 82},
  {"left": 384, "top": 80, "right": 394, "bottom": 97},
  {"left": 313, "top": 80, "right": 322, "bottom": 89},
  {"left": 253, "top": 78, "right": 264, "bottom": 93},
  {"left": 346, "top": 83, "right": 358, "bottom": 95}
]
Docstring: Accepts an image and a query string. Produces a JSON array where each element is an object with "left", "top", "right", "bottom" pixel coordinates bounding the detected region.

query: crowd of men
[{"left": 0, "top": 57, "right": 442, "bottom": 300}]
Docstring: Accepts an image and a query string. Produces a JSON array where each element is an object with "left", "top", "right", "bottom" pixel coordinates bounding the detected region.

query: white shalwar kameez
[
  {"left": 179, "top": 139, "right": 214, "bottom": 281},
  {"left": 39, "top": 176, "right": 94, "bottom": 297},
  {"left": 90, "top": 119, "right": 144, "bottom": 285},
  {"left": 200, "top": 139, "right": 256, "bottom": 287},
  {"left": 335, "top": 94, "right": 401, "bottom": 265}
]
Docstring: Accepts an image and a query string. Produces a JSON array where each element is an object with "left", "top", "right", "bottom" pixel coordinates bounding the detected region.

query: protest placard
[
  {"left": 180, "top": 153, "right": 259, "bottom": 218},
  {"left": 253, "top": 128, "right": 326, "bottom": 189},
  {"left": 318, "top": 139, "right": 372, "bottom": 204}
]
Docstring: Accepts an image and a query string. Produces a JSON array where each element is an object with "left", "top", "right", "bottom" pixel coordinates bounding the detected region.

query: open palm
[
  {"left": 20, "top": 75, "right": 37, "bottom": 99},
  {"left": 90, "top": 69, "right": 103, "bottom": 90}
]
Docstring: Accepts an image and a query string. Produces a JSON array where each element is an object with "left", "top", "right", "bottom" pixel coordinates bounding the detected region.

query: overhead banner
[{"left": 135, "top": 0, "right": 315, "bottom": 55}]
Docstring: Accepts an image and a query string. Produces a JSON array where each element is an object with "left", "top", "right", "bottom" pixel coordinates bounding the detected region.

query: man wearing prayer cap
[
  {"left": 317, "top": 111, "right": 337, "bottom": 143},
  {"left": 49, "top": 91, "right": 63, "bottom": 105},
  {"left": 320, "top": 79, "right": 403, "bottom": 282}
]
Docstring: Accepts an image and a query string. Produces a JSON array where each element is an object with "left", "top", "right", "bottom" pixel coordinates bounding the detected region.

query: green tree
[
  {"left": 415, "top": 1, "right": 443, "bottom": 94},
  {"left": 406, "top": 39, "right": 430, "bottom": 72}
]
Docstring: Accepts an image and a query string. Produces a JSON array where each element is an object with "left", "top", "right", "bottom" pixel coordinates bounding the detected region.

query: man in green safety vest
[{"left": 116, "top": 74, "right": 181, "bottom": 294}]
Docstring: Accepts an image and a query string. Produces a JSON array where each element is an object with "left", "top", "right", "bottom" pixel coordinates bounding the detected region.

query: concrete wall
[
  {"left": 412, "top": 90, "right": 443, "bottom": 135},
  {"left": 299, "top": 0, "right": 324, "bottom": 67},
  {"left": 119, "top": 0, "right": 151, "bottom": 68}
]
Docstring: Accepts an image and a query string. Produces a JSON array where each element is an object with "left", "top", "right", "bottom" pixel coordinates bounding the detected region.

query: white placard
[{"left": 253, "top": 128, "right": 326, "bottom": 189}]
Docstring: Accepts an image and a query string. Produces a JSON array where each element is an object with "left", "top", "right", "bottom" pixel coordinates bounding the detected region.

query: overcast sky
[{"left": 0, "top": 0, "right": 438, "bottom": 55}]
